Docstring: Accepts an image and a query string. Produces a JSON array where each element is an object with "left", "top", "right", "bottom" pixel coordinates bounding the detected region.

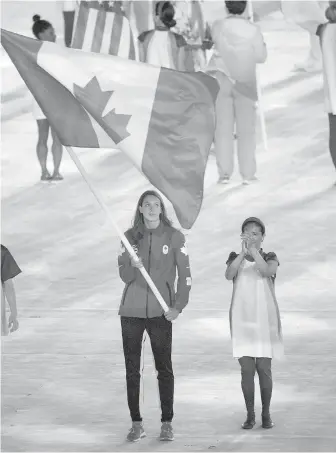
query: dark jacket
[{"left": 118, "top": 222, "right": 191, "bottom": 318}]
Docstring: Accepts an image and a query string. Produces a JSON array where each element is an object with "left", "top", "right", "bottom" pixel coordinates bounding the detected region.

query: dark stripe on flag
[
  {"left": 71, "top": 1, "right": 89, "bottom": 49},
  {"left": 0, "top": 29, "right": 100, "bottom": 149},
  {"left": 109, "top": 12, "right": 123, "bottom": 56},
  {"left": 91, "top": 8, "right": 106, "bottom": 52}
]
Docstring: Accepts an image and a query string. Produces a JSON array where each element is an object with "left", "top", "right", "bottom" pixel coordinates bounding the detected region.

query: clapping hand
[{"left": 241, "top": 233, "right": 257, "bottom": 255}]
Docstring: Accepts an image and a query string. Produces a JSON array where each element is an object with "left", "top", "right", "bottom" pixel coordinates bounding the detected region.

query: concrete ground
[{"left": 1, "top": 6, "right": 336, "bottom": 453}]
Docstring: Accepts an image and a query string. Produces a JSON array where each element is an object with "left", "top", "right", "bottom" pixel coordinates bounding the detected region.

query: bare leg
[
  {"left": 36, "top": 119, "right": 51, "bottom": 180},
  {"left": 50, "top": 128, "right": 63, "bottom": 180}
]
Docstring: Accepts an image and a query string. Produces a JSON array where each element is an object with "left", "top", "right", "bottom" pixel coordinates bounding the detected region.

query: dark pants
[
  {"left": 238, "top": 357, "right": 273, "bottom": 417},
  {"left": 329, "top": 114, "right": 336, "bottom": 171},
  {"left": 121, "top": 316, "right": 174, "bottom": 423}
]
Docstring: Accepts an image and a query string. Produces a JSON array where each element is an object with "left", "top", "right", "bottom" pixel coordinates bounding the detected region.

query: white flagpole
[
  {"left": 247, "top": 0, "right": 268, "bottom": 152},
  {"left": 65, "top": 146, "right": 170, "bottom": 313}
]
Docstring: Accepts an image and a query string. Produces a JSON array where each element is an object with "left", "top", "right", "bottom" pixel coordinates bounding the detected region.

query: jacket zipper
[{"left": 146, "top": 232, "right": 152, "bottom": 318}]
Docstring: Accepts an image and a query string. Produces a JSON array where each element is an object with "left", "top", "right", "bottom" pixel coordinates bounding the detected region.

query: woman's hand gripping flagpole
[
  {"left": 247, "top": 0, "right": 268, "bottom": 152},
  {"left": 65, "top": 146, "right": 170, "bottom": 313}
]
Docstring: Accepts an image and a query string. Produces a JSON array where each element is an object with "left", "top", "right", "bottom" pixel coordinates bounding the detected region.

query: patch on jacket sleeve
[
  {"left": 186, "top": 277, "right": 192, "bottom": 286},
  {"left": 162, "top": 245, "right": 169, "bottom": 255},
  {"left": 180, "top": 243, "right": 188, "bottom": 256}
]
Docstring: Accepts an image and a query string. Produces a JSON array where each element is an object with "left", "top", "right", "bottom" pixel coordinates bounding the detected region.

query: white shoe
[
  {"left": 218, "top": 176, "right": 230, "bottom": 184},
  {"left": 242, "top": 177, "right": 258, "bottom": 185}
]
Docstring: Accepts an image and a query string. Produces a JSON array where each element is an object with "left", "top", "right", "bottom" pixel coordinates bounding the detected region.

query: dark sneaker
[
  {"left": 159, "top": 422, "right": 174, "bottom": 441},
  {"left": 262, "top": 415, "right": 274, "bottom": 429},
  {"left": 242, "top": 414, "right": 256, "bottom": 430},
  {"left": 41, "top": 171, "right": 52, "bottom": 181},
  {"left": 126, "top": 422, "right": 146, "bottom": 442},
  {"left": 51, "top": 172, "right": 64, "bottom": 181}
]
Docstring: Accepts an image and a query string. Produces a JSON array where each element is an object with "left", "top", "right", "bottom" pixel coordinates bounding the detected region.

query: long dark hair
[
  {"left": 155, "top": 1, "right": 176, "bottom": 29},
  {"left": 131, "top": 190, "right": 172, "bottom": 241},
  {"left": 32, "top": 14, "right": 52, "bottom": 39}
]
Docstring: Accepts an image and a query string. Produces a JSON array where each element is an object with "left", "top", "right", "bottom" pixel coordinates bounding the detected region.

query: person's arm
[
  {"left": 248, "top": 249, "right": 279, "bottom": 277},
  {"left": 138, "top": 41, "right": 146, "bottom": 63},
  {"left": 138, "top": 31, "right": 148, "bottom": 63},
  {"left": 2, "top": 279, "right": 19, "bottom": 332},
  {"left": 2, "top": 280, "right": 17, "bottom": 316},
  {"left": 173, "top": 231, "right": 192, "bottom": 313},
  {"left": 225, "top": 252, "right": 245, "bottom": 280},
  {"left": 253, "top": 27, "right": 267, "bottom": 64}
]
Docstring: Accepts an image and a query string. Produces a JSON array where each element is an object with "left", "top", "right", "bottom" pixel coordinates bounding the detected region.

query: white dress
[
  {"left": 146, "top": 30, "right": 175, "bottom": 69},
  {"left": 230, "top": 258, "right": 284, "bottom": 360}
]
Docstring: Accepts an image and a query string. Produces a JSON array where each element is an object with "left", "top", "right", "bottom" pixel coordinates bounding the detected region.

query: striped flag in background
[{"left": 71, "top": 1, "right": 135, "bottom": 60}]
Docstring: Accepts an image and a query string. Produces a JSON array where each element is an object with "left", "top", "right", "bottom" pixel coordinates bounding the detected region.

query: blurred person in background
[
  {"left": 206, "top": 1, "right": 267, "bottom": 186},
  {"left": 317, "top": 1, "right": 336, "bottom": 180},
  {"left": 32, "top": 15, "right": 63, "bottom": 181},
  {"left": 1, "top": 245, "right": 21, "bottom": 336},
  {"left": 138, "top": 1, "right": 193, "bottom": 71}
]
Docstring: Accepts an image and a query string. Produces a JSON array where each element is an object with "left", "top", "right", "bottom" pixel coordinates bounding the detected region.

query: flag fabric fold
[{"left": 1, "top": 29, "right": 218, "bottom": 229}]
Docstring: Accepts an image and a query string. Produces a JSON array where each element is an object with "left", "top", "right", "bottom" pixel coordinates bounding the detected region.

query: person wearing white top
[
  {"left": 317, "top": 2, "right": 336, "bottom": 181},
  {"left": 226, "top": 218, "right": 284, "bottom": 430},
  {"left": 205, "top": 1, "right": 267, "bottom": 185},
  {"left": 281, "top": 0, "right": 329, "bottom": 72}
]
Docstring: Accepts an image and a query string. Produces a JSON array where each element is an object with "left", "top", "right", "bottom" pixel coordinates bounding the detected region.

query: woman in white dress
[
  {"left": 137, "top": 1, "right": 193, "bottom": 71},
  {"left": 226, "top": 217, "right": 284, "bottom": 430},
  {"left": 32, "top": 15, "right": 63, "bottom": 181}
]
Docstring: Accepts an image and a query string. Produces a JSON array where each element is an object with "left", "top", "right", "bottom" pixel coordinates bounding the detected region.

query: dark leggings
[
  {"left": 329, "top": 114, "right": 336, "bottom": 171},
  {"left": 121, "top": 316, "right": 174, "bottom": 423},
  {"left": 238, "top": 357, "right": 272, "bottom": 417}
]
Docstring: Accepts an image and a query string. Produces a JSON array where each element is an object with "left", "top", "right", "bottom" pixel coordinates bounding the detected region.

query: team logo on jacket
[
  {"left": 162, "top": 245, "right": 169, "bottom": 254},
  {"left": 180, "top": 243, "right": 188, "bottom": 256}
]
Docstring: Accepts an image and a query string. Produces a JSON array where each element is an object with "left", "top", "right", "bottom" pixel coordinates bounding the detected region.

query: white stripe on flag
[
  {"left": 37, "top": 41, "right": 161, "bottom": 166},
  {"left": 118, "top": 17, "right": 130, "bottom": 59},
  {"left": 82, "top": 8, "right": 98, "bottom": 52},
  {"left": 100, "top": 12, "right": 115, "bottom": 55}
]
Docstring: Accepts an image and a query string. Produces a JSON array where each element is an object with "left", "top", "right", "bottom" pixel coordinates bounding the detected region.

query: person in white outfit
[
  {"left": 317, "top": 2, "right": 336, "bottom": 180},
  {"left": 206, "top": 1, "right": 267, "bottom": 185},
  {"left": 138, "top": 1, "right": 193, "bottom": 71},
  {"left": 281, "top": 1, "right": 329, "bottom": 72},
  {"left": 226, "top": 218, "right": 284, "bottom": 430}
]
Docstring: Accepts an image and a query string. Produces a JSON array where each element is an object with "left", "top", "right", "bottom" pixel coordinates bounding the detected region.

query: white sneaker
[
  {"left": 218, "top": 176, "right": 230, "bottom": 184},
  {"left": 242, "top": 177, "right": 258, "bottom": 185}
]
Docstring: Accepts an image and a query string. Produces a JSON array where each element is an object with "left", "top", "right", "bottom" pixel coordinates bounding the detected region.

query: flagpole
[
  {"left": 65, "top": 146, "right": 170, "bottom": 313},
  {"left": 247, "top": 0, "right": 268, "bottom": 152}
]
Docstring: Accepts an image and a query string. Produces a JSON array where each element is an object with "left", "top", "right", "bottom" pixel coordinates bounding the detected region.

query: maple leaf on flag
[{"left": 73, "top": 76, "right": 131, "bottom": 145}]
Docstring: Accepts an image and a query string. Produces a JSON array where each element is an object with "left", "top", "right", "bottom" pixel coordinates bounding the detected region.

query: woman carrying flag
[{"left": 118, "top": 190, "right": 191, "bottom": 442}]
